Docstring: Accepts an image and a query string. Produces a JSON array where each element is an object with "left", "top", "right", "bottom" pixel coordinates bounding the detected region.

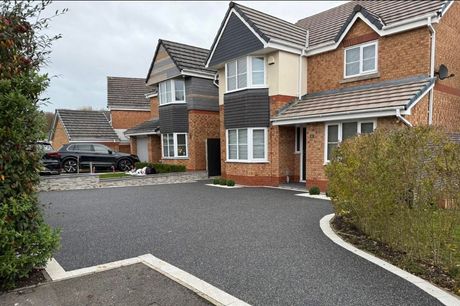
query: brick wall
[
  {"left": 118, "top": 144, "right": 130, "bottom": 153},
  {"left": 150, "top": 97, "right": 159, "bottom": 118},
  {"left": 148, "top": 135, "right": 161, "bottom": 163},
  {"left": 51, "top": 118, "right": 69, "bottom": 150},
  {"left": 308, "top": 19, "right": 431, "bottom": 93},
  {"left": 161, "top": 110, "right": 220, "bottom": 171},
  {"left": 111, "top": 110, "right": 151, "bottom": 129},
  {"left": 129, "top": 137, "right": 137, "bottom": 155},
  {"left": 433, "top": 2, "right": 460, "bottom": 132}
]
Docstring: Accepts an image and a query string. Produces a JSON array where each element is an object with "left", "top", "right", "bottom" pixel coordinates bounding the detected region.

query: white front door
[{"left": 136, "top": 136, "right": 149, "bottom": 162}]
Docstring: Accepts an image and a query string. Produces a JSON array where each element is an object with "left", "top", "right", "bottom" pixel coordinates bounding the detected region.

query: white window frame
[
  {"left": 226, "top": 127, "right": 268, "bottom": 162},
  {"left": 344, "top": 41, "right": 378, "bottom": 78},
  {"left": 225, "top": 56, "right": 267, "bottom": 93},
  {"left": 159, "top": 79, "right": 186, "bottom": 105},
  {"left": 161, "top": 133, "right": 188, "bottom": 159},
  {"left": 324, "top": 119, "right": 377, "bottom": 163}
]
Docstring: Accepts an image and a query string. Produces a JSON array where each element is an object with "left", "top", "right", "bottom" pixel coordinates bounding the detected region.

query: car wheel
[
  {"left": 63, "top": 159, "right": 78, "bottom": 173},
  {"left": 117, "top": 159, "right": 133, "bottom": 171}
]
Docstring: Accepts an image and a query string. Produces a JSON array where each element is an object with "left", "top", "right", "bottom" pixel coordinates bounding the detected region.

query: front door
[
  {"left": 300, "top": 127, "right": 307, "bottom": 182},
  {"left": 206, "top": 138, "right": 221, "bottom": 177}
]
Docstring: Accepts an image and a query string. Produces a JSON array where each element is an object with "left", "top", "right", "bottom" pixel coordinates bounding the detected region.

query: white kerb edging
[
  {"left": 45, "top": 254, "right": 251, "bottom": 306},
  {"left": 320, "top": 213, "right": 460, "bottom": 306}
]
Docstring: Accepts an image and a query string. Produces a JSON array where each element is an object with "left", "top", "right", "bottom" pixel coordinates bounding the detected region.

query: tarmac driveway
[{"left": 40, "top": 182, "right": 440, "bottom": 306}]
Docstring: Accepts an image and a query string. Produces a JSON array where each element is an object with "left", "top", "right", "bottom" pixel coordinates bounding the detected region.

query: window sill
[
  {"left": 340, "top": 72, "right": 380, "bottom": 84},
  {"left": 159, "top": 102, "right": 186, "bottom": 106},
  {"left": 161, "top": 157, "right": 189, "bottom": 160},
  {"left": 224, "top": 86, "right": 268, "bottom": 95},
  {"left": 226, "top": 160, "right": 269, "bottom": 164}
]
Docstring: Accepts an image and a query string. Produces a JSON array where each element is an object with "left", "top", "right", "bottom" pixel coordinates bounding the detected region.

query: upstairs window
[
  {"left": 226, "top": 56, "right": 265, "bottom": 92},
  {"left": 344, "top": 41, "right": 377, "bottom": 78},
  {"left": 159, "top": 79, "right": 185, "bottom": 105}
]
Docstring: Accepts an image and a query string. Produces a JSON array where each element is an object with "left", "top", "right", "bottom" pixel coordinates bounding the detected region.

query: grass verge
[{"left": 98, "top": 172, "right": 130, "bottom": 179}]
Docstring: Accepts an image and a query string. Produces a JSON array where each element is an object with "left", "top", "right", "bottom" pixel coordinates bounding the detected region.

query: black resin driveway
[{"left": 41, "top": 182, "right": 440, "bottom": 306}]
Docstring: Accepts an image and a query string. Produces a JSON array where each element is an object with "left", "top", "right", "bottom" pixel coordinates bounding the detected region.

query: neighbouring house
[
  {"left": 48, "top": 109, "right": 120, "bottom": 150},
  {"left": 128, "top": 39, "right": 220, "bottom": 172},
  {"left": 206, "top": 1, "right": 460, "bottom": 189},
  {"left": 107, "top": 76, "right": 154, "bottom": 153}
]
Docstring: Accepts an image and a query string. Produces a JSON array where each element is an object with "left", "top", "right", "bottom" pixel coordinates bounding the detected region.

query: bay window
[
  {"left": 162, "top": 133, "right": 188, "bottom": 158},
  {"left": 227, "top": 128, "right": 267, "bottom": 162},
  {"left": 226, "top": 56, "right": 266, "bottom": 92},
  {"left": 344, "top": 41, "right": 377, "bottom": 78},
  {"left": 325, "top": 120, "right": 376, "bottom": 162},
  {"left": 159, "top": 79, "right": 185, "bottom": 105}
]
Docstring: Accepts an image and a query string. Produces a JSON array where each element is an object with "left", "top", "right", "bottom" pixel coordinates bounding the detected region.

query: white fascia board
[
  {"left": 69, "top": 139, "right": 119, "bottom": 143},
  {"left": 125, "top": 131, "right": 159, "bottom": 137},
  {"left": 206, "top": 9, "right": 268, "bottom": 68},
  {"left": 181, "top": 69, "right": 216, "bottom": 80},
  {"left": 305, "top": 12, "right": 439, "bottom": 57},
  {"left": 272, "top": 108, "right": 404, "bottom": 126},
  {"left": 145, "top": 93, "right": 158, "bottom": 98},
  {"left": 266, "top": 39, "right": 303, "bottom": 55}
]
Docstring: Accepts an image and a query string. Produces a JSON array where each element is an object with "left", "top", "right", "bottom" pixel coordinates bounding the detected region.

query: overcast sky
[{"left": 41, "top": 1, "right": 344, "bottom": 112}]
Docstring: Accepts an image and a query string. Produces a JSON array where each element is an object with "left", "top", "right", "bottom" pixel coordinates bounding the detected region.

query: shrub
[
  {"left": 213, "top": 178, "right": 220, "bottom": 185},
  {"left": 226, "top": 179, "right": 235, "bottom": 187},
  {"left": 0, "top": 1, "right": 64, "bottom": 289},
  {"left": 219, "top": 178, "right": 227, "bottom": 185},
  {"left": 326, "top": 126, "right": 460, "bottom": 286},
  {"left": 135, "top": 162, "right": 186, "bottom": 173},
  {"left": 309, "top": 186, "right": 320, "bottom": 195}
]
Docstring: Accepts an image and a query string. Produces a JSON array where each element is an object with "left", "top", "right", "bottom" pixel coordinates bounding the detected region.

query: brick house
[
  {"left": 206, "top": 1, "right": 459, "bottom": 190},
  {"left": 107, "top": 76, "right": 154, "bottom": 153},
  {"left": 48, "top": 109, "right": 120, "bottom": 150},
  {"left": 130, "top": 39, "right": 219, "bottom": 171}
]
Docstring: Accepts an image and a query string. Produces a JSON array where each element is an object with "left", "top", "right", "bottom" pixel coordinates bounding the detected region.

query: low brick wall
[{"left": 39, "top": 172, "right": 208, "bottom": 192}]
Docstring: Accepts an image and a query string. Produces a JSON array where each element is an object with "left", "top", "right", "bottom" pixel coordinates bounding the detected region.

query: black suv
[{"left": 58, "top": 143, "right": 139, "bottom": 173}]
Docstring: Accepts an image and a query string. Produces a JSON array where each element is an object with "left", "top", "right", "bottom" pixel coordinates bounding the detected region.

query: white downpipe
[
  {"left": 396, "top": 109, "right": 413, "bottom": 127},
  {"left": 213, "top": 73, "right": 219, "bottom": 88},
  {"left": 298, "top": 30, "right": 309, "bottom": 99},
  {"left": 428, "top": 17, "right": 436, "bottom": 125},
  {"left": 298, "top": 55, "right": 302, "bottom": 99}
]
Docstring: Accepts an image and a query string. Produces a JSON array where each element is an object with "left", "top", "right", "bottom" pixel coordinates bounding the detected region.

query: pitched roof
[
  {"left": 449, "top": 133, "right": 460, "bottom": 144},
  {"left": 124, "top": 118, "right": 160, "bottom": 136},
  {"left": 273, "top": 75, "right": 435, "bottom": 124},
  {"left": 107, "top": 76, "right": 152, "bottom": 110},
  {"left": 55, "top": 109, "right": 119, "bottom": 141},
  {"left": 296, "top": 0, "right": 448, "bottom": 48},
  {"left": 230, "top": 2, "right": 308, "bottom": 47}
]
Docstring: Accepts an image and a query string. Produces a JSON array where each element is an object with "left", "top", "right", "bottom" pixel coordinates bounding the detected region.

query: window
[
  {"left": 93, "top": 144, "right": 111, "bottom": 154},
  {"left": 295, "top": 127, "right": 301, "bottom": 153},
  {"left": 226, "top": 128, "right": 267, "bottom": 162},
  {"left": 344, "top": 41, "right": 377, "bottom": 78},
  {"left": 74, "top": 144, "right": 92, "bottom": 152},
  {"left": 325, "top": 121, "right": 376, "bottom": 162},
  {"left": 162, "top": 133, "right": 188, "bottom": 158},
  {"left": 159, "top": 79, "right": 185, "bottom": 105},
  {"left": 226, "top": 56, "right": 265, "bottom": 92}
]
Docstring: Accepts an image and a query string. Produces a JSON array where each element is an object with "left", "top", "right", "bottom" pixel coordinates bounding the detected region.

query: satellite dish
[{"left": 438, "top": 64, "right": 449, "bottom": 80}]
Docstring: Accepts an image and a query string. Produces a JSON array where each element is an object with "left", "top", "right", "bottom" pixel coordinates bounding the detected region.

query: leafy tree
[{"left": 0, "top": 0, "right": 65, "bottom": 289}]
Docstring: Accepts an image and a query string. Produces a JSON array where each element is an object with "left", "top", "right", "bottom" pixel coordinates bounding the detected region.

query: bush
[
  {"left": 213, "top": 178, "right": 220, "bottom": 185},
  {"left": 135, "top": 162, "right": 186, "bottom": 173},
  {"left": 219, "top": 178, "right": 227, "bottom": 185},
  {"left": 309, "top": 186, "right": 320, "bottom": 195},
  {"left": 0, "top": 1, "right": 64, "bottom": 289},
  {"left": 326, "top": 126, "right": 460, "bottom": 286},
  {"left": 226, "top": 179, "right": 235, "bottom": 186}
]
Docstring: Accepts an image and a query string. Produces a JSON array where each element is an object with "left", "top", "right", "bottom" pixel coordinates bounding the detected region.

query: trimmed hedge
[
  {"left": 226, "top": 179, "right": 235, "bottom": 186},
  {"left": 309, "top": 186, "right": 320, "bottom": 195},
  {"left": 213, "top": 178, "right": 220, "bottom": 185},
  {"left": 219, "top": 178, "right": 227, "bottom": 185},
  {"left": 135, "top": 162, "right": 186, "bottom": 173},
  {"left": 326, "top": 126, "right": 460, "bottom": 288}
]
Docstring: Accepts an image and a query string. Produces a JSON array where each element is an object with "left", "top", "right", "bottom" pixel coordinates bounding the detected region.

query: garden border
[{"left": 320, "top": 213, "right": 460, "bottom": 306}]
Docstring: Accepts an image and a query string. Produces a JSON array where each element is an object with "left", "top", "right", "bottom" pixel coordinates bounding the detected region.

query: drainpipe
[
  {"left": 396, "top": 109, "right": 413, "bottom": 127},
  {"left": 213, "top": 72, "right": 219, "bottom": 88},
  {"left": 298, "top": 30, "right": 309, "bottom": 99},
  {"left": 428, "top": 16, "right": 436, "bottom": 125}
]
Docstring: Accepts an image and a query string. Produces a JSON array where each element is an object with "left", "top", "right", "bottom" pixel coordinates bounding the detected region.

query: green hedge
[
  {"left": 135, "top": 162, "right": 186, "bottom": 173},
  {"left": 326, "top": 126, "right": 460, "bottom": 288},
  {"left": 309, "top": 186, "right": 320, "bottom": 195}
]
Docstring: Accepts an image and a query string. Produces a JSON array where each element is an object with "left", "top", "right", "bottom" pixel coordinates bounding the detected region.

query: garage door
[{"left": 136, "top": 136, "right": 149, "bottom": 162}]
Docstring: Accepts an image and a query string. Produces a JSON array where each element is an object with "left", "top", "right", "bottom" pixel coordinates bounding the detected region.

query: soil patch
[
  {"left": 0, "top": 269, "right": 47, "bottom": 294},
  {"left": 331, "top": 216, "right": 459, "bottom": 296}
]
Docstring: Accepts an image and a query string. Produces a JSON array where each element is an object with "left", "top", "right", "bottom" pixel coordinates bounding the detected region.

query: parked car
[
  {"left": 36, "top": 141, "right": 61, "bottom": 175},
  {"left": 58, "top": 143, "right": 139, "bottom": 173}
]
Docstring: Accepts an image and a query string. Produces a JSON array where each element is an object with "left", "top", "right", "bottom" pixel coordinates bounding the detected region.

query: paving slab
[{"left": 0, "top": 263, "right": 211, "bottom": 306}]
